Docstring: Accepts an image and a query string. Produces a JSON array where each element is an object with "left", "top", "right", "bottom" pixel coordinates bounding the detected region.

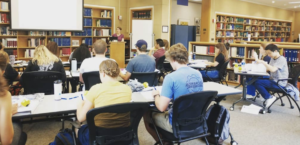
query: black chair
[
  {"left": 130, "top": 72, "right": 159, "bottom": 86},
  {"left": 265, "top": 65, "right": 300, "bottom": 115},
  {"left": 86, "top": 102, "right": 149, "bottom": 145},
  {"left": 151, "top": 91, "right": 217, "bottom": 145},
  {"left": 21, "top": 71, "right": 63, "bottom": 95},
  {"left": 82, "top": 71, "right": 101, "bottom": 91},
  {"left": 156, "top": 55, "right": 166, "bottom": 80},
  {"left": 205, "top": 60, "right": 230, "bottom": 86}
]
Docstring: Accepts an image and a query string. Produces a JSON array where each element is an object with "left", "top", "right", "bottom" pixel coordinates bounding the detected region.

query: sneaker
[
  {"left": 246, "top": 95, "right": 255, "bottom": 99},
  {"left": 265, "top": 96, "right": 276, "bottom": 108}
]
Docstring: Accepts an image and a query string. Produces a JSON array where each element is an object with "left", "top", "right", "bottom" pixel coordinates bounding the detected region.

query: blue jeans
[
  {"left": 200, "top": 70, "right": 219, "bottom": 80},
  {"left": 246, "top": 76, "right": 269, "bottom": 96},
  {"left": 250, "top": 79, "right": 283, "bottom": 99},
  {"left": 78, "top": 124, "right": 89, "bottom": 145}
]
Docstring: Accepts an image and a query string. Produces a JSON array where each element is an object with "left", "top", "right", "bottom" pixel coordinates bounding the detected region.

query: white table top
[
  {"left": 234, "top": 71, "right": 270, "bottom": 76},
  {"left": 13, "top": 82, "right": 241, "bottom": 118},
  {"left": 132, "top": 82, "right": 242, "bottom": 102},
  {"left": 65, "top": 71, "right": 124, "bottom": 82},
  {"left": 188, "top": 63, "right": 207, "bottom": 69}
]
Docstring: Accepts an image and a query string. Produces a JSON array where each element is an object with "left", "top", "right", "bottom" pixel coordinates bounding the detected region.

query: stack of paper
[
  {"left": 241, "top": 104, "right": 262, "bottom": 115},
  {"left": 140, "top": 86, "right": 163, "bottom": 101}
]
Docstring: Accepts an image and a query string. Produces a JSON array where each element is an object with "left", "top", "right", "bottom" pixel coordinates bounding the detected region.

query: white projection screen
[
  {"left": 131, "top": 20, "right": 153, "bottom": 50},
  {"left": 11, "top": 0, "right": 83, "bottom": 31}
]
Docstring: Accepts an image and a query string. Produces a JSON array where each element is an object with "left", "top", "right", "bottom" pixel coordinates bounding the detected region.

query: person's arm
[
  {"left": 119, "top": 71, "right": 131, "bottom": 81},
  {"left": 76, "top": 100, "right": 93, "bottom": 122},
  {"left": 152, "top": 90, "right": 171, "bottom": 112},
  {"left": 205, "top": 61, "right": 219, "bottom": 67},
  {"left": 119, "top": 61, "right": 133, "bottom": 81},
  {"left": 0, "top": 92, "right": 14, "bottom": 145},
  {"left": 253, "top": 51, "right": 278, "bottom": 72}
]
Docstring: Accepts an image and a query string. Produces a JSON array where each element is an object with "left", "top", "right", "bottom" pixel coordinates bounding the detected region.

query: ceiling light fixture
[
  {"left": 272, "top": 1, "right": 275, "bottom": 3},
  {"left": 295, "top": 6, "right": 298, "bottom": 8}
]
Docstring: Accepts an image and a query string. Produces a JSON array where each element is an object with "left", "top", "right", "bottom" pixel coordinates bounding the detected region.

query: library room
[{"left": 1, "top": 0, "right": 300, "bottom": 145}]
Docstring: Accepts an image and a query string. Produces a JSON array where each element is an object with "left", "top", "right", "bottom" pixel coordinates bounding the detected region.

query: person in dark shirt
[
  {"left": 70, "top": 43, "right": 91, "bottom": 62},
  {"left": 200, "top": 43, "right": 228, "bottom": 80},
  {"left": 23, "top": 45, "right": 66, "bottom": 82},
  {"left": 1, "top": 51, "right": 20, "bottom": 85},
  {"left": 149, "top": 39, "right": 165, "bottom": 65}
]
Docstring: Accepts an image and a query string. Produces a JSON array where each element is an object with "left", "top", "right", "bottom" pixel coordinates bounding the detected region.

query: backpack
[
  {"left": 49, "top": 128, "right": 75, "bottom": 145},
  {"left": 205, "top": 104, "right": 230, "bottom": 145},
  {"left": 9, "top": 82, "right": 22, "bottom": 95}
]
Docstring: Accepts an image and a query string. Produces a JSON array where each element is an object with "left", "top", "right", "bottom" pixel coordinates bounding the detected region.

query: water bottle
[
  {"left": 71, "top": 59, "right": 77, "bottom": 72},
  {"left": 54, "top": 80, "right": 62, "bottom": 101},
  {"left": 241, "top": 60, "right": 246, "bottom": 72},
  {"left": 192, "top": 53, "right": 196, "bottom": 60}
]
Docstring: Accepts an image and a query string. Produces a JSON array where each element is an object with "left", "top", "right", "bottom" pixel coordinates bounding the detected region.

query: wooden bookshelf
[
  {"left": 215, "top": 14, "right": 292, "bottom": 43},
  {"left": 0, "top": 3, "right": 114, "bottom": 62}
]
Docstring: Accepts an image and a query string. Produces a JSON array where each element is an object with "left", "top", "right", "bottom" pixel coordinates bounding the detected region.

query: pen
[
  {"left": 81, "top": 94, "right": 84, "bottom": 100},
  {"left": 61, "top": 98, "right": 67, "bottom": 100}
]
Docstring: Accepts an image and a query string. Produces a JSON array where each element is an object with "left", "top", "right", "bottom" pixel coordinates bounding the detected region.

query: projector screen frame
[{"left": 9, "top": 0, "right": 85, "bottom": 32}]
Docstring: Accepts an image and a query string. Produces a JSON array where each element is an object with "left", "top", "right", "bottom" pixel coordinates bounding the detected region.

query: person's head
[
  {"left": 0, "top": 51, "right": 7, "bottom": 95},
  {"left": 163, "top": 39, "right": 169, "bottom": 51},
  {"left": 99, "top": 60, "right": 120, "bottom": 82},
  {"left": 116, "top": 27, "right": 122, "bottom": 34},
  {"left": 259, "top": 43, "right": 269, "bottom": 56},
  {"left": 225, "top": 43, "right": 230, "bottom": 51},
  {"left": 1, "top": 51, "right": 9, "bottom": 64},
  {"left": 135, "top": 39, "right": 148, "bottom": 53},
  {"left": 265, "top": 44, "right": 280, "bottom": 59},
  {"left": 165, "top": 43, "right": 188, "bottom": 70},
  {"left": 72, "top": 43, "right": 91, "bottom": 62},
  {"left": 155, "top": 39, "right": 164, "bottom": 49},
  {"left": 33, "top": 45, "right": 59, "bottom": 66},
  {"left": 93, "top": 40, "right": 107, "bottom": 55},
  {"left": 216, "top": 43, "right": 229, "bottom": 61},
  {"left": 46, "top": 41, "right": 59, "bottom": 57}
]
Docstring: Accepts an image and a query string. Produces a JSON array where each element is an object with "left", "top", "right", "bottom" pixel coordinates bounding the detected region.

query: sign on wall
[{"left": 177, "top": 0, "right": 188, "bottom": 6}]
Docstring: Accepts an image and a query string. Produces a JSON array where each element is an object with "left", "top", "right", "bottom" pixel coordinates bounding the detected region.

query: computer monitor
[{"left": 109, "top": 37, "right": 118, "bottom": 42}]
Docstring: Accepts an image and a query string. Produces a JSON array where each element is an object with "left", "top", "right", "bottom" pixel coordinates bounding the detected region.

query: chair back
[
  {"left": 172, "top": 91, "right": 217, "bottom": 139},
  {"left": 21, "top": 71, "right": 62, "bottom": 95},
  {"left": 82, "top": 71, "right": 101, "bottom": 91},
  {"left": 86, "top": 102, "right": 149, "bottom": 145},
  {"left": 289, "top": 65, "right": 300, "bottom": 87},
  {"left": 156, "top": 55, "right": 166, "bottom": 70},
  {"left": 130, "top": 72, "right": 158, "bottom": 86},
  {"left": 218, "top": 60, "right": 230, "bottom": 79}
]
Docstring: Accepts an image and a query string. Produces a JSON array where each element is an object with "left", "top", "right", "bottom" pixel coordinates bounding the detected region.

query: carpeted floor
[{"left": 23, "top": 85, "right": 300, "bottom": 145}]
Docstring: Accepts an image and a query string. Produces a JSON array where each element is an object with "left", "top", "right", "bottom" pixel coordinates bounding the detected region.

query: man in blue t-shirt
[
  {"left": 143, "top": 43, "right": 203, "bottom": 142},
  {"left": 119, "top": 39, "right": 155, "bottom": 81}
]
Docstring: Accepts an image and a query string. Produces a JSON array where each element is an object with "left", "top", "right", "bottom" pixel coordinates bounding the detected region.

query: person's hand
[
  {"left": 12, "top": 103, "right": 18, "bottom": 115},
  {"left": 152, "top": 90, "right": 160, "bottom": 98},
  {"left": 252, "top": 50, "right": 258, "bottom": 60}
]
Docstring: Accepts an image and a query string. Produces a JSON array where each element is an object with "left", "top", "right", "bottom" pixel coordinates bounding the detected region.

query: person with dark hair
[
  {"left": 112, "top": 27, "right": 124, "bottom": 42},
  {"left": 46, "top": 41, "right": 59, "bottom": 57},
  {"left": 70, "top": 43, "right": 91, "bottom": 62},
  {"left": 149, "top": 39, "right": 165, "bottom": 65},
  {"left": 1, "top": 51, "right": 20, "bottom": 85},
  {"left": 250, "top": 44, "right": 288, "bottom": 108},
  {"left": 200, "top": 43, "right": 229, "bottom": 80},
  {"left": 143, "top": 43, "right": 203, "bottom": 142},
  {"left": 119, "top": 39, "right": 155, "bottom": 81},
  {"left": 225, "top": 42, "right": 230, "bottom": 51}
]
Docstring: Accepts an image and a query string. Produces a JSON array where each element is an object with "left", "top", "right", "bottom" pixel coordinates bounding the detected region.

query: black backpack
[
  {"left": 49, "top": 128, "right": 75, "bottom": 145},
  {"left": 205, "top": 104, "right": 230, "bottom": 145}
]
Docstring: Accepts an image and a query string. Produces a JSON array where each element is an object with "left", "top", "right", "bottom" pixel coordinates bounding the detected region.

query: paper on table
[
  {"left": 241, "top": 104, "right": 262, "bottom": 115},
  {"left": 62, "top": 62, "right": 70, "bottom": 65},
  {"left": 121, "top": 69, "right": 127, "bottom": 75},
  {"left": 140, "top": 86, "right": 162, "bottom": 101},
  {"left": 17, "top": 100, "right": 40, "bottom": 114},
  {"left": 71, "top": 71, "right": 80, "bottom": 77},
  {"left": 65, "top": 71, "right": 71, "bottom": 76}
]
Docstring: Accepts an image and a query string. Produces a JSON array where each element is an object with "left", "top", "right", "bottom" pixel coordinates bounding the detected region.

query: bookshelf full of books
[
  {"left": 216, "top": 14, "right": 292, "bottom": 44},
  {"left": 0, "top": 2, "right": 115, "bottom": 62}
]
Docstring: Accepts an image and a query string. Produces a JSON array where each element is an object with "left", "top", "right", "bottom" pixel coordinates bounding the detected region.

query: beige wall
[
  {"left": 295, "top": 11, "right": 300, "bottom": 41},
  {"left": 206, "top": 0, "right": 296, "bottom": 42},
  {"left": 171, "top": 1, "right": 202, "bottom": 25}
]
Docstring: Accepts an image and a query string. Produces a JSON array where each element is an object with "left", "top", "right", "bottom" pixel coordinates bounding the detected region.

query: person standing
[{"left": 112, "top": 27, "right": 124, "bottom": 42}]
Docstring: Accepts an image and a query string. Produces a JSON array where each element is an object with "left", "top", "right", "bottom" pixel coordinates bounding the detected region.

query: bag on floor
[
  {"left": 205, "top": 104, "right": 230, "bottom": 145},
  {"left": 49, "top": 128, "right": 75, "bottom": 145}
]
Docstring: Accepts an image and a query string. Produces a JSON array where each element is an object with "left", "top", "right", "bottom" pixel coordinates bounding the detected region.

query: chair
[
  {"left": 266, "top": 65, "right": 300, "bottom": 115},
  {"left": 130, "top": 72, "right": 159, "bottom": 86},
  {"left": 86, "top": 102, "right": 149, "bottom": 145},
  {"left": 82, "top": 71, "right": 101, "bottom": 91},
  {"left": 156, "top": 55, "right": 166, "bottom": 80},
  {"left": 151, "top": 91, "right": 217, "bottom": 145},
  {"left": 21, "top": 71, "right": 63, "bottom": 95},
  {"left": 205, "top": 60, "right": 230, "bottom": 86}
]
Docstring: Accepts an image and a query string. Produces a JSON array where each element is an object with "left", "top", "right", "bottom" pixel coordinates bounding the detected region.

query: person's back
[
  {"left": 70, "top": 43, "right": 91, "bottom": 63},
  {"left": 127, "top": 54, "right": 155, "bottom": 73},
  {"left": 24, "top": 45, "right": 66, "bottom": 81}
]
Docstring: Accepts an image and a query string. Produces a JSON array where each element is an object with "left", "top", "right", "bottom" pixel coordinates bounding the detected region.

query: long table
[{"left": 13, "top": 82, "right": 241, "bottom": 120}]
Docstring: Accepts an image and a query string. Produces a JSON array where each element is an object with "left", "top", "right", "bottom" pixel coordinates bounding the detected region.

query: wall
[
  {"left": 171, "top": 1, "right": 201, "bottom": 41},
  {"left": 84, "top": 0, "right": 129, "bottom": 37},
  {"left": 294, "top": 11, "right": 300, "bottom": 42},
  {"left": 201, "top": 0, "right": 296, "bottom": 42},
  {"left": 171, "top": 1, "right": 201, "bottom": 25}
]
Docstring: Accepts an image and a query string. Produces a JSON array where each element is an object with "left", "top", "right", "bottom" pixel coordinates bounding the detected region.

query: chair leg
[
  {"left": 268, "top": 97, "right": 280, "bottom": 113},
  {"left": 277, "top": 93, "right": 285, "bottom": 106},
  {"left": 286, "top": 95, "right": 294, "bottom": 109},
  {"left": 204, "top": 137, "right": 209, "bottom": 145},
  {"left": 287, "top": 95, "right": 300, "bottom": 116},
  {"left": 150, "top": 113, "right": 164, "bottom": 145}
]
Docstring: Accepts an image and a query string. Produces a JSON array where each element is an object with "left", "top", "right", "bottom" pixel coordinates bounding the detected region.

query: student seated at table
[
  {"left": 143, "top": 43, "right": 204, "bottom": 142},
  {"left": 24, "top": 45, "right": 66, "bottom": 82},
  {"left": 70, "top": 43, "right": 91, "bottom": 62},
  {"left": 0, "top": 52, "right": 26, "bottom": 145},
  {"left": 247, "top": 43, "right": 271, "bottom": 98},
  {"left": 1, "top": 51, "right": 20, "bottom": 85},
  {"left": 250, "top": 44, "right": 288, "bottom": 108},
  {"left": 149, "top": 39, "right": 165, "bottom": 65},
  {"left": 119, "top": 39, "right": 155, "bottom": 81},
  {"left": 79, "top": 40, "right": 111, "bottom": 84},
  {"left": 200, "top": 43, "right": 229, "bottom": 80},
  {"left": 47, "top": 41, "right": 59, "bottom": 57},
  {"left": 76, "top": 60, "right": 132, "bottom": 145}
]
